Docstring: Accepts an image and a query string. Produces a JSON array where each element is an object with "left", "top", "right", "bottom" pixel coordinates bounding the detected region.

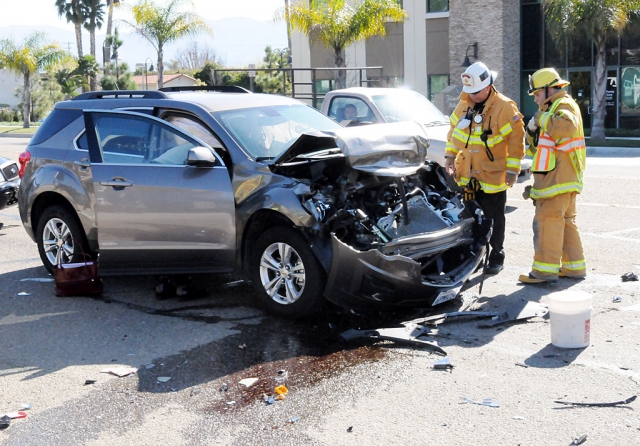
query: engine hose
[{"left": 398, "top": 177, "right": 410, "bottom": 225}]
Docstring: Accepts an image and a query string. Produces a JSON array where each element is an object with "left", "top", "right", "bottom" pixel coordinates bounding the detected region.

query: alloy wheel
[
  {"left": 258, "top": 242, "right": 306, "bottom": 305},
  {"left": 42, "top": 217, "right": 74, "bottom": 267}
]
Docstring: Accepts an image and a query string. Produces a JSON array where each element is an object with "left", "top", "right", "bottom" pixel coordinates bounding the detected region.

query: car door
[{"left": 82, "top": 110, "right": 235, "bottom": 274}]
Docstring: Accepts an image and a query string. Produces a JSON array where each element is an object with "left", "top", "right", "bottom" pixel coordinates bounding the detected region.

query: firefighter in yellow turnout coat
[
  {"left": 445, "top": 62, "right": 525, "bottom": 275},
  {"left": 519, "top": 68, "right": 587, "bottom": 284}
]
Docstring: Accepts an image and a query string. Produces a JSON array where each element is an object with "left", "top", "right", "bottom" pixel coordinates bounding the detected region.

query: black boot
[{"left": 484, "top": 250, "right": 504, "bottom": 275}]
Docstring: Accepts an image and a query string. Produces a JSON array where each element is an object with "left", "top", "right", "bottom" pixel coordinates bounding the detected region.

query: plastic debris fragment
[
  {"left": 512, "top": 416, "right": 524, "bottom": 420},
  {"left": 20, "top": 404, "right": 32, "bottom": 411},
  {"left": 100, "top": 366, "right": 138, "bottom": 377},
  {"left": 554, "top": 395, "right": 636, "bottom": 407},
  {"left": 3, "top": 412, "right": 26, "bottom": 419},
  {"left": 275, "top": 385, "right": 288, "bottom": 400},
  {"left": 612, "top": 296, "right": 623, "bottom": 303},
  {"left": 621, "top": 272, "right": 638, "bottom": 282},
  {"left": 220, "top": 384, "right": 228, "bottom": 392},
  {"left": 84, "top": 380, "right": 97, "bottom": 385},
  {"left": 20, "top": 278, "right": 54, "bottom": 283},
  {"left": 0, "top": 415, "right": 10, "bottom": 429},
  {"left": 239, "top": 378, "right": 258, "bottom": 388},
  {"left": 347, "top": 426, "right": 353, "bottom": 433},
  {"left": 432, "top": 357, "right": 454, "bottom": 370},
  {"left": 17, "top": 292, "right": 31, "bottom": 296},
  {"left": 573, "top": 434, "right": 588, "bottom": 445},
  {"left": 290, "top": 417, "right": 300, "bottom": 423},
  {"left": 157, "top": 377, "right": 171, "bottom": 383},
  {"left": 460, "top": 397, "right": 500, "bottom": 408}
]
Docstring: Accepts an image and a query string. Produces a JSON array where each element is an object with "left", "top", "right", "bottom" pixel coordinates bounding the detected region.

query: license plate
[{"left": 432, "top": 285, "right": 462, "bottom": 306}]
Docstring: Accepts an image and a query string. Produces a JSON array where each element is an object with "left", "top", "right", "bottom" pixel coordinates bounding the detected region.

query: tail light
[{"left": 18, "top": 151, "right": 31, "bottom": 178}]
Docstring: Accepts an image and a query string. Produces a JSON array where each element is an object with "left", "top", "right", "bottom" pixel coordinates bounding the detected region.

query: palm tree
[
  {"left": 543, "top": 0, "right": 640, "bottom": 141},
  {"left": 124, "top": 0, "right": 212, "bottom": 89},
  {"left": 82, "top": 0, "right": 105, "bottom": 90},
  {"left": 276, "top": 0, "right": 406, "bottom": 88},
  {"left": 56, "top": 0, "right": 86, "bottom": 58},
  {"left": 0, "top": 32, "right": 66, "bottom": 128},
  {"left": 104, "top": 0, "right": 122, "bottom": 62}
]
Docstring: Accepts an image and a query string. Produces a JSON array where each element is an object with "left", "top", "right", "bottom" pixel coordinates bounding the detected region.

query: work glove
[
  {"left": 444, "top": 157, "right": 455, "bottom": 175},
  {"left": 527, "top": 116, "right": 538, "bottom": 132},
  {"left": 505, "top": 172, "right": 518, "bottom": 187},
  {"left": 522, "top": 185, "right": 536, "bottom": 205}
]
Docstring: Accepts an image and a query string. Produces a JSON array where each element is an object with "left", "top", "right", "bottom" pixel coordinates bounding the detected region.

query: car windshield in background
[
  {"left": 214, "top": 104, "right": 342, "bottom": 159},
  {"left": 372, "top": 91, "right": 448, "bottom": 125}
]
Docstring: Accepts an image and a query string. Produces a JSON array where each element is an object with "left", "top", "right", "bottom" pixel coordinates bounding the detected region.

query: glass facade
[
  {"left": 427, "top": 0, "right": 448, "bottom": 13},
  {"left": 428, "top": 74, "right": 450, "bottom": 101},
  {"left": 520, "top": 0, "right": 640, "bottom": 129}
]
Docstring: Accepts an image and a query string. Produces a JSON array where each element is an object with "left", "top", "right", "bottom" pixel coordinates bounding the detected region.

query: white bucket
[{"left": 548, "top": 290, "right": 592, "bottom": 348}]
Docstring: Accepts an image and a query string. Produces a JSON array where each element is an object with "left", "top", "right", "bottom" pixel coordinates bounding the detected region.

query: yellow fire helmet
[{"left": 528, "top": 68, "right": 570, "bottom": 95}]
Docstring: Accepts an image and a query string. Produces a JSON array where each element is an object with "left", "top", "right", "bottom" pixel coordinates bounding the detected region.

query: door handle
[
  {"left": 100, "top": 178, "right": 133, "bottom": 189},
  {"left": 74, "top": 159, "right": 90, "bottom": 168},
  {"left": 587, "top": 106, "right": 592, "bottom": 114}
]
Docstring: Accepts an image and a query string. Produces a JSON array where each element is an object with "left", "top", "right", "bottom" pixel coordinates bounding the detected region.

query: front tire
[
  {"left": 36, "top": 205, "right": 90, "bottom": 273},
  {"left": 249, "top": 227, "right": 326, "bottom": 317}
]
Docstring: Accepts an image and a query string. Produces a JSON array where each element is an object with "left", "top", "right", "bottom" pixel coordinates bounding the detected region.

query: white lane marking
[{"left": 508, "top": 198, "right": 640, "bottom": 210}]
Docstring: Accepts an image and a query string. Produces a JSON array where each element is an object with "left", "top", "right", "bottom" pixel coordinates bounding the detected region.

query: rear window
[{"left": 30, "top": 108, "right": 83, "bottom": 145}]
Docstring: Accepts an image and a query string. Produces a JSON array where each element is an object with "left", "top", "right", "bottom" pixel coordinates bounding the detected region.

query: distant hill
[{"left": 0, "top": 17, "right": 288, "bottom": 69}]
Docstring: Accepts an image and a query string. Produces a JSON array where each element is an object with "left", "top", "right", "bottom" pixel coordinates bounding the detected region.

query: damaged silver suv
[{"left": 18, "top": 88, "right": 491, "bottom": 317}]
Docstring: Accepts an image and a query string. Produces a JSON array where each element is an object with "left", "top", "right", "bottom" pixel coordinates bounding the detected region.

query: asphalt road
[{"left": 1, "top": 137, "right": 640, "bottom": 445}]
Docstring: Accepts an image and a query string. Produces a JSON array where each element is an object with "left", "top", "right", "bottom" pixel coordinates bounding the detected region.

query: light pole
[
  {"left": 144, "top": 57, "right": 154, "bottom": 90},
  {"left": 110, "top": 49, "right": 119, "bottom": 85}
]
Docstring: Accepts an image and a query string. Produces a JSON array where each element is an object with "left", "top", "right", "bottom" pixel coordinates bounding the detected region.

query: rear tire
[
  {"left": 249, "top": 227, "right": 326, "bottom": 317},
  {"left": 36, "top": 205, "right": 90, "bottom": 273}
]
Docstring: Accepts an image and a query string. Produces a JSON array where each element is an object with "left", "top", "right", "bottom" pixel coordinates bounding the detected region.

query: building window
[
  {"left": 428, "top": 74, "right": 449, "bottom": 101},
  {"left": 427, "top": 0, "right": 448, "bottom": 13}
]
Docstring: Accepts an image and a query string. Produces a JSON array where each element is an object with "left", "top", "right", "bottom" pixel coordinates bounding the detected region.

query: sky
[
  {"left": 0, "top": 0, "right": 287, "bottom": 28},
  {"left": 0, "top": 0, "right": 288, "bottom": 67}
]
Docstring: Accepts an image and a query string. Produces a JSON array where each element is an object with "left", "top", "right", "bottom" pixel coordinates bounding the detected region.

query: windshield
[
  {"left": 213, "top": 104, "right": 342, "bottom": 159},
  {"left": 372, "top": 91, "right": 448, "bottom": 125}
]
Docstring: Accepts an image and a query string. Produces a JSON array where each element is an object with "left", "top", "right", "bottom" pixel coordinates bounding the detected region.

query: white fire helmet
[{"left": 461, "top": 62, "right": 498, "bottom": 94}]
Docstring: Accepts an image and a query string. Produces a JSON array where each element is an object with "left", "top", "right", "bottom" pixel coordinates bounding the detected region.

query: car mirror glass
[{"left": 187, "top": 146, "right": 216, "bottom": 167}]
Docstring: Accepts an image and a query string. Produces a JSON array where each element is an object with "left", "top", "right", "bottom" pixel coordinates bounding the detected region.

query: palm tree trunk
[
  {"left": 104, "top": 2, "right": 114, "bottom": 63},
  {"left": 284, "top": 0, "right": 292, "bottom": 56},
  {"left": 591, "top": 32, "right": 607, "bottom": 142},
  {"left": 157, "top": 47, "right": 164, "bottom": 89},
  {"left": 89, "top": 30, "right": 97, "bottom": 91},
  {"left": 75, "top": 23, "right": 83, "bottom": 58},
  {"left": 22, "top": 71, "right": 31, "bottom": 128}
]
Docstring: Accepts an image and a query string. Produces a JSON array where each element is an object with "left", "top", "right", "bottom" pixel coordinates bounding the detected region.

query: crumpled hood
[{"left": 270, "top": 121, "right": 430, "bottom": 176}]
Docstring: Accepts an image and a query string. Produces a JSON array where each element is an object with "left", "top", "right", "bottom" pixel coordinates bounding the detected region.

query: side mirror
[{"left": 187, "top": 146, "right": 216, "bottom": 167}]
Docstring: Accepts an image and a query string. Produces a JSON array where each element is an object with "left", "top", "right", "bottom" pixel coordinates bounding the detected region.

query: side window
[
  {"left": 92, "top": 113, "right": 197, "bottom": 165},
  {"left": 328, "top": 97, "right": 377, "bottom": 123}
]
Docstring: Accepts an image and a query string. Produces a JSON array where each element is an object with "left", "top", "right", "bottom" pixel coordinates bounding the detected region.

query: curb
[
  {"left": 586, "top": 146, "right": 640, "bottom": 157},
  {"left": 0, "top": 133, "right": 32, "bottom": 139}
]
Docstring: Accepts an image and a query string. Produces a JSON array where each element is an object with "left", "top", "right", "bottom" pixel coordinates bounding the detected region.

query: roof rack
[
  {"left": 158, "top": 85, "right": 251, "bottom": 94},
  {"left": 72, "top": 91, "right": 169, "bottom": 101}
]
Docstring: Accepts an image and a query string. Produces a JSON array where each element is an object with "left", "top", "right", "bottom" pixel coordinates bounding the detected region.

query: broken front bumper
[{"left": 324, "top": 217, "right": 490, "bottom": 310}]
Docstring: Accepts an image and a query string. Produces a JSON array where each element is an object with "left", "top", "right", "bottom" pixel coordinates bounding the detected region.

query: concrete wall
[
  {"left": 426, "top": 18, "right": 449, "bottom": 75},
  {"left": 0, "top": 69, "right": 21, "bottom": 108},
  {"left": 449, "top": 0, "right": 521, "bottom": 107},
  {"left": 366, "top": 22, "right": 404, "bottom": 83}
]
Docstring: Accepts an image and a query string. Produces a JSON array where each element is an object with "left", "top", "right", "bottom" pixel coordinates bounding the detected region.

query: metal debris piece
[
  {"left": 432, "top": 357, "right": 454, "bottom": 370},
  {"left": 239, "top": 378, "right": 258, "bottom": 388},
  {"left": 17, "top": 292, "right": 31, "bottom": 296},
  {"left": 20, "top": 277, "right": 54, "bottom": 283},
  {"left": 460, "top": 397, "right": 500, "bottom": 408},
  {"left": 573, "top": 434, "right": 588, "bottom": 445},
  {"left": 478, "top": 301, "right": 548, "bottom": 328},
  {"left": 554, "top": 395, "right": 636, "bottom": 407},
  {"left": 621, "top": 272, "right": 638, "bottom": 282},
  {"left": 84, "top": 379, "right": 97, "bottom": 386},
  {"left": 515, "top": 362, "right": 529, "bottom": 368},
  {"left": 157, "top": 376, "right": 171, "bottom": 383},
  {"left": 612, "top": 296, "right": 623, "bottom": 303},
  {"left": 512, "top": 416, "right": 524, "bottom": 420},
  {"left": 220, "top": 279, "right": 244, "bottom": 289},
  {"left": 341, "top": 322, "right": 446, "bottom": 355},
  {"left": 408, "top": 311, "right": 500, "bottom": 326}
]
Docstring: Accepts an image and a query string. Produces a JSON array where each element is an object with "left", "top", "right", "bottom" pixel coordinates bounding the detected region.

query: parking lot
[{"left": 1, "top": 136, "right": 640, "bottom": 445}]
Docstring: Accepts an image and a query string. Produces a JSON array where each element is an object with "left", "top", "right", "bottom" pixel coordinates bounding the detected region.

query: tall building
[{"left": 291, "top": 0, "right": 640, "bottom": 130}]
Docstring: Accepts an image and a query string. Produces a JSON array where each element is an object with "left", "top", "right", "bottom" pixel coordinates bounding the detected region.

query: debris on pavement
[
  {"left": 275, "top": 385, "right": 288, "bottom": 400},
  {"left": 347, "top": 426, "right": 353, "bottom": 433},
  {"left": 612, "top": 296, "right": 623, "bottom": 303},
  {"left": 460, "top": 397, "right": 500, "bottom": 408},
  {"left": 408, "top": 311, "right": 500, "bottom": 326},
  {"left": 84, "top": 379, "right": 97, "bottom": 385},
  {"left": 573, "top": 434, "right": 588, "bottom": 445},
  {"left": 20, "top": 404, "right": 32, "bottom": 411},
  {"left": 157, "top": 376, "right": 172, "bottom": 383},
  {"left": 20, "top": 277, "right": 54, "bottom": 283},
  {"left": 220, "top": 384, "right": 228, "bottom": 392},
  {"left": 145, "top": 363, "right": 155, "bottom": 369},
  {"left": 100, "top": 366, "right": 138, "bottom": 377},
  {"left": 341, "top": 321, "right": 446, "bottom": 355},
  {"left": 515, "top": 362, "right": 529, "bottom": 368},
  {"left": 17, "top": 292, "right": 31, "bottom": 296},
  {"left": 2, "top": 412, "right": 26, "bottom": 419},
  {"left": 221, "top": 279, "right": 244, "bottom": 289},
  {"left": 239, "top": 378, "right": 258, "bottom": 388},
  {"left": 478, "top": 301, "right": 548, "bottom": 328},
  {"left": 264, "top": 396, "right": 276, "bottom": 405},
  {"left": 290, "top": 417, "right": 300, "bottom": 423},
  {"left": 432, "top": 357, "right": 454, "bottom": 371},
  {"left": 0, "top": 415, "right": 10, "bottom": 429},
  {"left": 275, "top": 369, "right": 288, "bottom": 383},
  {"left": 239, "top": 344, "right": 247, "bottom": 350},
  {"left": 554, "top": 395, "right": 637, "bottom": 408},
  {"left": 621, "top": 272, "right": 638, "bottom": 282},
  {"left": 512, "top": 416, "right": 524, "bottom": 420}
]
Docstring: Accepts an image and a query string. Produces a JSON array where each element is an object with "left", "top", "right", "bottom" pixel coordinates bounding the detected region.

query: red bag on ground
[{"left": 53, "top": 258, "right": 103, "bottom": 297}]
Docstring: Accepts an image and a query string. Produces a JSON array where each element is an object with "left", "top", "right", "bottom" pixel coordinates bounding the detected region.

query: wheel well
[
  {"left": 241, "top": 210, "right": 297, "bottom": 274},
  {"left": 31, "top": 192, "right": 78, "bottom": 237}
]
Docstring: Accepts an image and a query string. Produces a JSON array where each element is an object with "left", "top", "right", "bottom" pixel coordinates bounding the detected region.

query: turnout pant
[
  {"left": 531, "top": 192, "right": 586, "bottom": 279},
  {"left": 475, "top": 189, "right": 506, "bottom": 263}
]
